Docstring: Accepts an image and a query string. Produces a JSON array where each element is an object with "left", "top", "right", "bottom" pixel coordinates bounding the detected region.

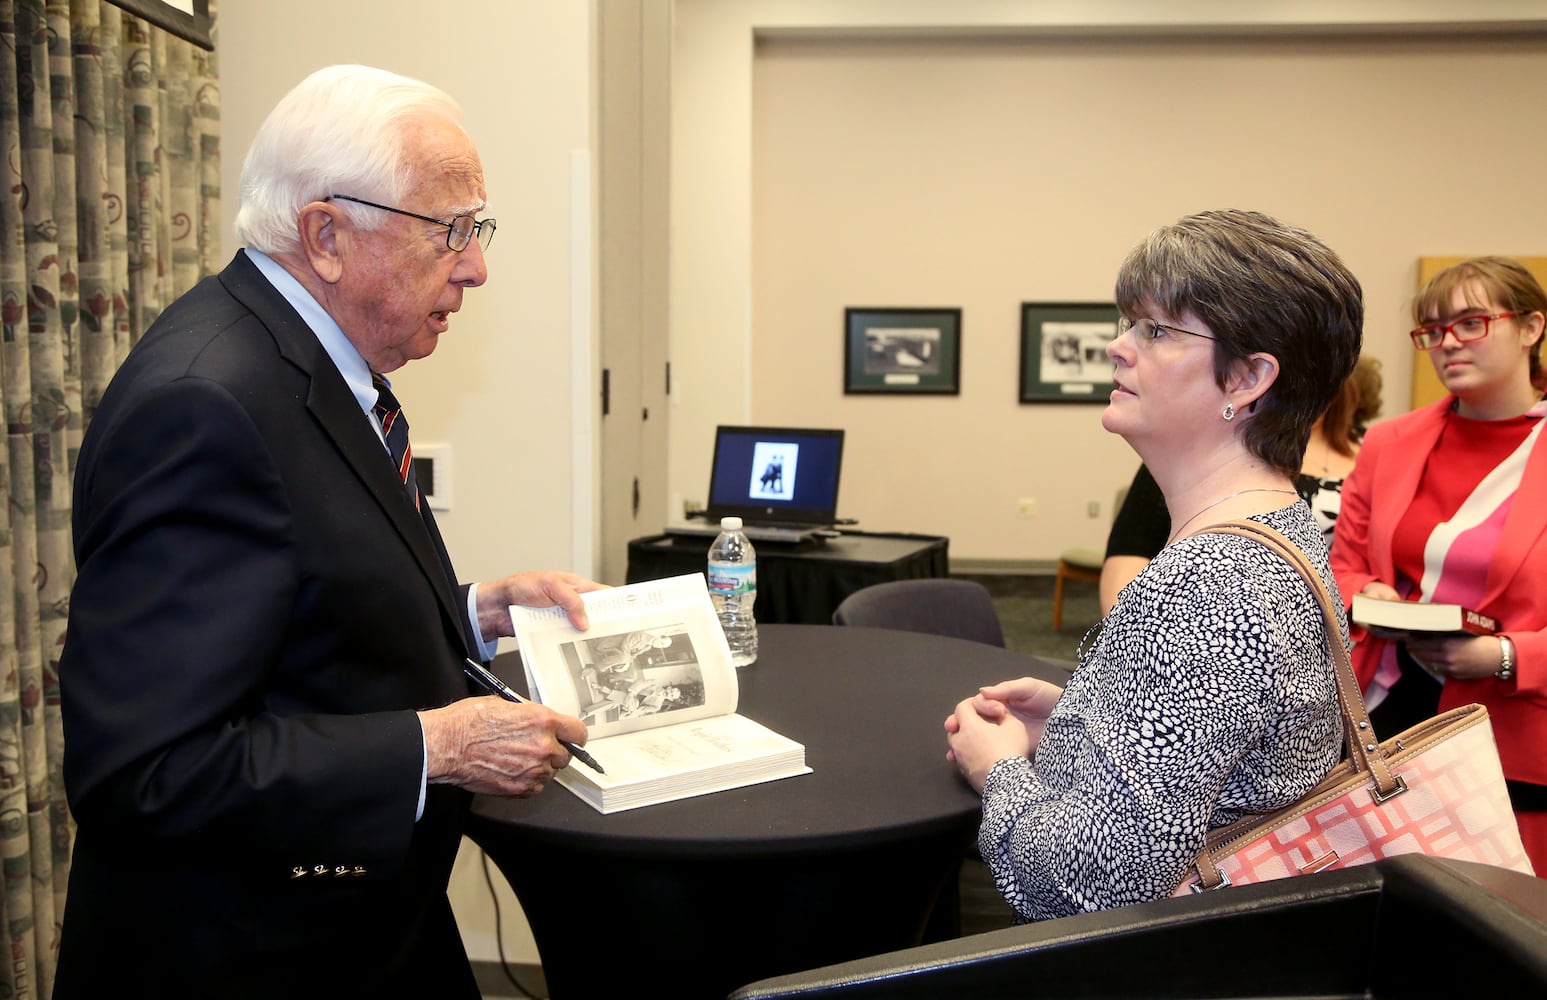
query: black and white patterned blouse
[{"left": 979, "top": 502, "right": 1345, "bottom": 922}]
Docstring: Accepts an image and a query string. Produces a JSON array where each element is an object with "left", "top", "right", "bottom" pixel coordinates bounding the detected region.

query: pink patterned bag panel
[{"left": 1175, "top": 706, "right": 1534, "bottom": 896}]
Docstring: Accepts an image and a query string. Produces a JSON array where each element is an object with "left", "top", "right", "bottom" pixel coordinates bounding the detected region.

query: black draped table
[
  {"left": 625, "top": 531, "right": 949, "bottom": 625},
  {"left": 468, "top": 624, "right": 1068, "bottom": 1000}
]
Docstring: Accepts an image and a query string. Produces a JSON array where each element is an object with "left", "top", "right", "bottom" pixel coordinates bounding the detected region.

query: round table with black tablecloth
[{"left": 468, "top": 623, "right": 1068, "bottom": 999}]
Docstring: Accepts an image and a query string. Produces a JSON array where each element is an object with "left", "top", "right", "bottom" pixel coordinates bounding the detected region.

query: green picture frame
[
  {"left": 844, "top": 307, "right": 962, "bottom": 395},
  {"left": 1019, "top": 302, "right": 1119, "bottom": 404}
]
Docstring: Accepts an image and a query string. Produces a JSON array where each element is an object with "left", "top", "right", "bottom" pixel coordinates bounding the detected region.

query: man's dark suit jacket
[{"left": 56, "top": 252, "right": 484, "bottom": 997}]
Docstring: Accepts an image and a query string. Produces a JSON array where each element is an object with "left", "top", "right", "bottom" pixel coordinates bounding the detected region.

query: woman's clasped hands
[{"left": 945, "top": 676, "right": 1064, "bottom": 792}]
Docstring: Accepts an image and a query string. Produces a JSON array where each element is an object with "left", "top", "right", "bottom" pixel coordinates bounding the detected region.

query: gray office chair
[{"left": 831, "top": 579, "right": 1005, "bottom": 647}]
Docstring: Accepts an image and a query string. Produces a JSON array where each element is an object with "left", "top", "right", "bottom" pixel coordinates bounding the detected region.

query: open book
[
  {"left": 510, "top": 573, "right": 810, "bottom": 813},
  {"left": 1351, "top": 594, "right": 1499, "bottom": 637}
]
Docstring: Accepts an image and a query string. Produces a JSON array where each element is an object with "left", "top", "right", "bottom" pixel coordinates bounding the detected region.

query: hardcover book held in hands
[
  {"left": 1351, "top": 594, "right": 1499, "bottom": 637},
  {"left": 510, "top": 573, "right": 809, "bottom": 814}
]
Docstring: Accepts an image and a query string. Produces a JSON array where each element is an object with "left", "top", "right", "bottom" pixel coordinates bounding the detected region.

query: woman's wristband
[{"left": 1496, "top": 635, "right": 1516, "bottom": 683}]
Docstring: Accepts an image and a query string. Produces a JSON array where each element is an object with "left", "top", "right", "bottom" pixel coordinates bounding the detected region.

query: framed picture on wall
[
  {"left": 844, "top": 307, "right": 961, "bottom": 395},
  {"left": 1019, "top": 302, "right": 1119, "bottom": 404},
  {"left": 109, "top": 0, "right": 215, "bottom": 49}
]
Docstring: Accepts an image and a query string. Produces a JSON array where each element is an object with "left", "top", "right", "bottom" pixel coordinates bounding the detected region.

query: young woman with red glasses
[{"left": 1331, "top": 256, "right": 1547, "bottom": 874}]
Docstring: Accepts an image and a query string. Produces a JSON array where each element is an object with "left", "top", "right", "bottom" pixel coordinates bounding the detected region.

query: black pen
[{"left": 463, "top": 658, "right": 605, "bottom": 774}]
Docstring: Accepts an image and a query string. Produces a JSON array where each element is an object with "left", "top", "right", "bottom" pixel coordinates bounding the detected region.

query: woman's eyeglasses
[
  {"left": 1409, "top": 311, "right": 1527, "bottom": 351},
  {"left": 1117, "top": 316, "right": 1216, "bottom": 349}
]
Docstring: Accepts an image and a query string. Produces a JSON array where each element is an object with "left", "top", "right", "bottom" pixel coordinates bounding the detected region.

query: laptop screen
[{"left": 705, "top": 426, "right": 845, "bottom": 525}]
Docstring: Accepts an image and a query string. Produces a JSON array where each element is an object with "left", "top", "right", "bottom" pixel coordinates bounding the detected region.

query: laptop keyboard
[
  {"left": 741, "top": 524, "right": 814, "bottom": 543},
  {"left": 663, "top": 521, "right": 830, "bottom": 544}
]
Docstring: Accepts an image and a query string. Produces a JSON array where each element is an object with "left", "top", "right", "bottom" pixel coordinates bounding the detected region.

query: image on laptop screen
[{"left": 705, "top": 426, "right": 845, "bottom": 526}]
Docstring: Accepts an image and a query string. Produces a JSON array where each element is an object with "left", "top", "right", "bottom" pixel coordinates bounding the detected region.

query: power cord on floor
[{"left": 481, "top": 847, "right": 544, "bottom": 999}]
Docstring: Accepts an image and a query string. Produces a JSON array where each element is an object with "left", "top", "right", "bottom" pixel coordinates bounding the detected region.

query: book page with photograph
[{"left": 511, "top": 573, "right": 738, "bottom": 740}]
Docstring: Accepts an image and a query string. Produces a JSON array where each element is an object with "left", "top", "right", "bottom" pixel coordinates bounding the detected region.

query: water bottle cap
[{"left": 720, "top": 516, "right": 743, "bottom": 530}]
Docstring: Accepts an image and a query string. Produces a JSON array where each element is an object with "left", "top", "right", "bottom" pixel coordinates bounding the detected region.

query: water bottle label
[{"left": 708, "top": 563, "right": 756, "bottom": 595}]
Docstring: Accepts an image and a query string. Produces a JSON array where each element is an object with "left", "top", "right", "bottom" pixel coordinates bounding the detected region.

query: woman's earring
[{"left": 1222, "top": 402, "right": 1236, "bottom": 421}]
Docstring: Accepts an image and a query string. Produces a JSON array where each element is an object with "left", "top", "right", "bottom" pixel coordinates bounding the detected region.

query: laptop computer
[{"left": 666, "top": 425, "right": 846, "bottom": 544}]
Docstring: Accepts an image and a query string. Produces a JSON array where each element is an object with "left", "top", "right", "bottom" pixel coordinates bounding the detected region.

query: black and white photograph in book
[
  {"left": 1019, "top": 302, "right": 1121, "bottom": 403},
  {"left": 561, "top": 627, "right": 709, "bottom": 725}
]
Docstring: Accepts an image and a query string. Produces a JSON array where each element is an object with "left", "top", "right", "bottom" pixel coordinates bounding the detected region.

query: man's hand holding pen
[
  {"left": 419, "top": 695, "right": 591, "bottom": 797},
  {"left": 464, "top": 658, "right": 605, "bottom": 773}
]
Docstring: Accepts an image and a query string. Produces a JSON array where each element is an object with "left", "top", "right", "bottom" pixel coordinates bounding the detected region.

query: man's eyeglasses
[
  {"left": 1117, "top": 316, "right": 1216, "bottom": 348},
  {"left": 1409, "top": 311, "right": 1527, "bottom": 351},
  {"left": 329, "top": 194, "right": 495, "bottom": 252}
]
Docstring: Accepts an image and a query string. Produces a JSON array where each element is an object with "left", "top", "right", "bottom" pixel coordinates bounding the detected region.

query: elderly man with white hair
[{"left": 56, "top": 65, "right": 597, "bottom": 997}]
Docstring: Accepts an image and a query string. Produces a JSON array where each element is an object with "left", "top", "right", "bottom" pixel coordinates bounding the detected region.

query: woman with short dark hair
[{"left": 947, "top": 209, "right": 1362, "bottom": 921}]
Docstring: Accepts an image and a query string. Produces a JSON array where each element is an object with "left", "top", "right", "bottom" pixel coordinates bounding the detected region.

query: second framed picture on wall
[
  {"left": 844, "top": 307, "right": 961, "bottom": 395},
  {"left": 1019, "top": 302, "right": 1120, "bottom": 404}
]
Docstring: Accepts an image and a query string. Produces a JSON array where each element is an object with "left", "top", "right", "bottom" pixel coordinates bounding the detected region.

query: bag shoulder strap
[{"left": 1197, "top": 520, "right": 1400, "bottom": 799}]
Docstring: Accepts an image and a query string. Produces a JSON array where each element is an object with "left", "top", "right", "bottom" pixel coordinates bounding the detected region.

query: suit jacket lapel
[
  {"left": 218, "top": 254, "right": 473, "bottom": 656},
  {"left": 1485, "top": 415, "right": 1547, "bottom": 605}
]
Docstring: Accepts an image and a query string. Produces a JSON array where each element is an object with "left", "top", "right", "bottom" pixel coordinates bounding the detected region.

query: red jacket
[{"left": 1331, "top": 396, "right": 1547, "bottom": 785}]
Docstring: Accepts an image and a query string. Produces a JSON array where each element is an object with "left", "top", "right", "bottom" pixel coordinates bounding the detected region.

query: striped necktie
[{"left": 371, "top": 373, "right": 419, "bottom": 510}]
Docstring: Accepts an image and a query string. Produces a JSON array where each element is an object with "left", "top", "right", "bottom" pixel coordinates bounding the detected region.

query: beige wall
[
  {"left": 217, "top": 0, "right": 596, "bottom": 966},
  {"left": 672, "top": 0, "right": 1547, "bottom": 567}
]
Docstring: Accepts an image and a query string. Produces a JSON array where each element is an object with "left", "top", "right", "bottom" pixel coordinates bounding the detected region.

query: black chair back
[
  {"left": 831, "top": 578, "right": 1005, "bottom": 647},
  {"left": 729, "top": 855, "right": 1547, "bottom": 999}
]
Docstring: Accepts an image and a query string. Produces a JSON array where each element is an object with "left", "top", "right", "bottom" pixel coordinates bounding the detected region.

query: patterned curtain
[{"left": 0, "top": 1, "right": 219, "bottom": 995}]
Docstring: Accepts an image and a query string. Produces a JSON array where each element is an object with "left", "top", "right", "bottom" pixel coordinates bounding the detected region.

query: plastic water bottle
[{"left": 708, "top": 516, "right": 758, "bottom": 666}]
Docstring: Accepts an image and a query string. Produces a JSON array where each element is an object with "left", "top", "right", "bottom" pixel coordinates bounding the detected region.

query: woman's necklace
[{"left": 1167, "top": 488, "right": 1298, "bottom": 545}]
